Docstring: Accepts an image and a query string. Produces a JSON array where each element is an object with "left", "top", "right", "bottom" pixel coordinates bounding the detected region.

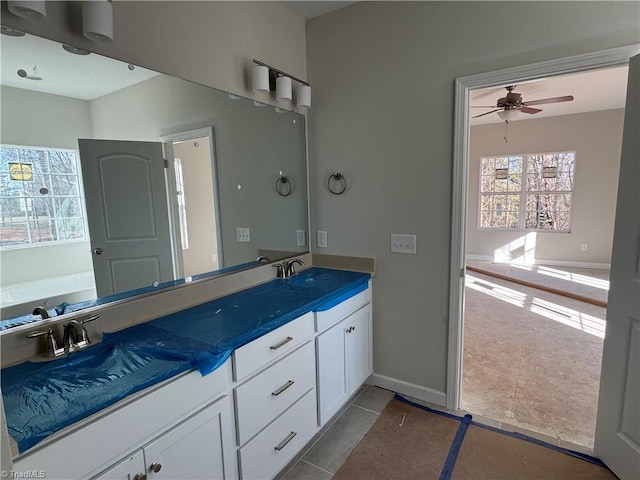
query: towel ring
[
  {"left": 327, "top": 172, "right": 347, "bottom": 195},
  {"left": 275, "top": 175, "right": 292, "bottom": 196}
]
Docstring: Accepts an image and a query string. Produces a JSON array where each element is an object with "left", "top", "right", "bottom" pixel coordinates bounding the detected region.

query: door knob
[
  {"left": 149, "top": 462, "right": 162, "bottom": 473},
  {"left": 93, "top": 248, "right": 103, "bottom": 255}
]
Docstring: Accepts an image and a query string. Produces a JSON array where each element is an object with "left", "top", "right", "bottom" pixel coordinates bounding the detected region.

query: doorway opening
[
  {"left": 446, "top": 46, "right": 639, "bottom": 458},
  {"left": 161, "top": 127, "right": 223, "bottom": 279},
  {"left": 460, "top": 68, "right": 626, "bottom": 450}
]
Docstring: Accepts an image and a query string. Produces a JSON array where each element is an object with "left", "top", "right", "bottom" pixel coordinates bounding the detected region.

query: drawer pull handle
[
  {"left": 272, "top": 380, "right": 295, "bottom": 396},
  {"left": 274, "top": 431, "right": 297, "bottom": 451},
  {"left": 270, "top": 336, "right": 293, "bottom": 350},
  {"left": 134, "top": 474, "right": 147, "bottom": 480},
  {"left": 149, "top": 462, "right": 162, "bottom": 473}
]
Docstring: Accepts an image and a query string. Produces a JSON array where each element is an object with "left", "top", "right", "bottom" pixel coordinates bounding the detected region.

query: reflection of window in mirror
[
  {"left": 1, "top": 145, "right": 89, "bottom": 245},
  {"left": 1, "top": 144, "right": 96, "bottom": 318},
  {"left": 173, "top": 157, "right": 189, "bottom": 250}
]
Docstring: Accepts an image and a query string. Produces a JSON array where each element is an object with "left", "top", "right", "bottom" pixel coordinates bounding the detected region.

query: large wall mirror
[{"left": 0, "top": 32, "right": 309, "bottom": 328}]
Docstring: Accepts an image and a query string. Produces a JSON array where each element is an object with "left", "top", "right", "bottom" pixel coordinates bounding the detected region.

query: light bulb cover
[
  {"left": 297, "top": 84, "right": 311, "bottom": 108},
  {"left": 497, "top": 109, "right": 520, "bottom": 122},
  {"left": 8, "top": 1, "right": 46, "bottom": 19},
  {"left": 83, "top": 0, "right": 113, "bottom": 42},
  {"left": 276, "top": 76, "right": 292, "bottom": 101},
  {"left": 252, "top": 65, "right": 269, "bottom": 92}
]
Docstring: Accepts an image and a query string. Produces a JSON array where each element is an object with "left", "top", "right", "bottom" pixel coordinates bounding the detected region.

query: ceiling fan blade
[
  {"left": 522, "top": 95, "right": 574, "bottom": 106},
  {"left": 520, "top": 106, "right": 542, "bottom": 114},
  {"left": 472, "top": 109, "right": 501, "bottom": 119},
  {"left": 471, "top": 105, "right": 500, "bottom": 108}
]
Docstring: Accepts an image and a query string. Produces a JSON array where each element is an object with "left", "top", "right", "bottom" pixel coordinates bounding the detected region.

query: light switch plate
[
  {"left": 391, "top": 234, "right": 417, "bottom": 254},
  {"left": 317, "top": 230, "right": 328, "bottom": 248},
  {"left": 236, "top": 227, "right": 251, "bottom": 243},
  {"left": 296, "top": 230, "right": 306, "bottom": 247}
]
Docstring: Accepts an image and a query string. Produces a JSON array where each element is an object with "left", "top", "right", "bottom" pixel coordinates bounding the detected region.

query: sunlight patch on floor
[
  {"left": 535, "top": 266, "right": 610, "bottom": 291},
  {"left": 466, "top": 274, "right": 527, "bottom": 307},
  {"left": 530, "top": 297, "right": 606, "bottom": 338}
]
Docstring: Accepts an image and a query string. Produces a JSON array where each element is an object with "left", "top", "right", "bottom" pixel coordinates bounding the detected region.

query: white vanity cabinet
[
  {"left": 232, "top": 313, "right": 318, "bottom": 480},
  {"left": 94, "top": 396, "right": 234, "bottom": 480},
  {"left": 12, "top": 362, "right": 237, "bottom": 480},
  {"left": 316, "top": 285, "right": 373, "bottom": 426}
]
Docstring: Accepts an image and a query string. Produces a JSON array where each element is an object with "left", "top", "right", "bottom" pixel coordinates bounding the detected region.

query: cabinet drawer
[
  {"left": 315, "top": 286, "right": 371, "bottom": 333},
  {"left": 239, "top": 390, "right": 318, "bottom": 480},
  {"left": 233, "top": 312, "right": 314, "bottom": 381},
  {"left": 235, "top": 341, "right": 316, "bottom": 446}
]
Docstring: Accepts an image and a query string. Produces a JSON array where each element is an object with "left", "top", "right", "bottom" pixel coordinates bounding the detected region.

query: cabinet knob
[
  {"left": 134, "top": 474, "right": 147, "bottom": 480},
  {"left": 149, "top": 463, "right": 162, "bottom": 473}
]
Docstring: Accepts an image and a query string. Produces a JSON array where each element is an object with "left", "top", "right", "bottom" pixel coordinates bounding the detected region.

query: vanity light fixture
[
  {"left": 252, "top": 59, "right": 311, "bottom": 108},
  {"left": 7, "top": 0, "right": 46, "bottom": 19},
  {"left": 82, "top": 0, "right": 113, "bottom": 42}
]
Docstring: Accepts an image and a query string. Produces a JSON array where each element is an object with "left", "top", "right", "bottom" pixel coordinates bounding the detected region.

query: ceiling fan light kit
[{"left": 472, "top": 85, "right": 574, "bottom": 121}]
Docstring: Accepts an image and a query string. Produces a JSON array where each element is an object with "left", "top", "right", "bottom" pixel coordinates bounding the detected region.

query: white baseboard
[
  {"left": 465, "top": 254, "right": 610, "bottom": 270},
  {"left": 369, "top": 373, "right": 447, "bottom": 407}
]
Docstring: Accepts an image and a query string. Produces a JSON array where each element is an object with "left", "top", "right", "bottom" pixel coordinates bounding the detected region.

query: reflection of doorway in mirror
[{"left": 169, "top": 134, "right": 221, "bottom": 278}]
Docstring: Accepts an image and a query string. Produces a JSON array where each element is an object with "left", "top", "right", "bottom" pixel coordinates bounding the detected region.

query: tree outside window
[
  {"left": 479, "top": 152, "right": 575, "bottom": 232},
  {"left": 0, "top": 145, "right": 88, "bottom": 247}
]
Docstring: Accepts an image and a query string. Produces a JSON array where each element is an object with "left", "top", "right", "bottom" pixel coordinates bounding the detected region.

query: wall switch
[
  {"left": 391, "top": 234, "right": 417, "bottom": 254},
  {"left": 317, "top": 230, "right": 328, "bottom": 248},
  {"left": 296, "top": 230, "right": 306, "bottom": 247},
  {"left": 236, "top": 227, "right": 251, "bottom": 243},
  {"left": 581, "top": 243, "right": 588, "bottom": 252}
]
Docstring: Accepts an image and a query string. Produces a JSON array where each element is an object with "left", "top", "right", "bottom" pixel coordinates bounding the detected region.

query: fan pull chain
[{"left": 504, "top": 121, "right": 509, "bottom": 143}]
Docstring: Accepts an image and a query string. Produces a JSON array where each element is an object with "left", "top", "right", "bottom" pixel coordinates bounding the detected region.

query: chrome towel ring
[
  {"left": 275, "top": 175, "right": 292, "bottom": 196},
  {"left": 327, "top": 172, "right": 347, "bottom": 195}
]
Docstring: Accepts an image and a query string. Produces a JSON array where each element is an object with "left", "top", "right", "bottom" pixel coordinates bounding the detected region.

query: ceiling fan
[{"left": 472, "top": 85, "right": 574, "bottom": 121}]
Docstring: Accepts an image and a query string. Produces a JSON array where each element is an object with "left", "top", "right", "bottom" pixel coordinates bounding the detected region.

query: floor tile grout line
[{"left": 299, "top": 458, "right": 335, "bottom": 476}]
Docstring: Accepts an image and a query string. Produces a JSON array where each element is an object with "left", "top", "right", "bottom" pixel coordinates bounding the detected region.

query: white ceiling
[
  {"left": 1, "top": 33, "right": 159, "bottom": 101},
  {"left": 281, "top": 1, "right": 357, "bottom": 20},
  {"left": 470, "top": 66, "right": 629, "bottom": 126}
]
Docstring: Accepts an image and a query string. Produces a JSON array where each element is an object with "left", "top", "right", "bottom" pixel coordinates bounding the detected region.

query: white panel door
[
  {"left": 142, "top": 402, "right": 229, "bottom": 480},
  {"left": 346, "top": 304, "right": 373, "bottom": 395},
  {"left": 316, "top": 318, "right": 348, "bottom": 426},
  {"left": 78, "top": 139, "right": 174, "bottom": 297},
  {"left": 93, "top": 451, "right": 146, "bottom": 480},
  {"left": 594, "top": 54, "right": 640, "bottom": 480}
]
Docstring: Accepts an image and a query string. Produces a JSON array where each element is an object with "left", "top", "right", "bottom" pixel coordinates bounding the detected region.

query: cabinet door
[
  {"left": 346, "top": 304, "right": 373, "bottom": 396},
  {"left": 143, "top": 396, "right": 237, "bottom": 480},
  {"left": 93, "top": 451, "right": 146, "bottom": 480},
  {"left": 316, "top": 318, "right": 348, "bottom": 426}
]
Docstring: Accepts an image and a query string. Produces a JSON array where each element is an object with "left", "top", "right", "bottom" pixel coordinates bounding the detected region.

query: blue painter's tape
[{"left": 439, "top": 413, "right": 472, "bottom": 480}]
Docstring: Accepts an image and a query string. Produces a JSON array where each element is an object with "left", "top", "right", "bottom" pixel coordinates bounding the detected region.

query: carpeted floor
[
  {"left": 334, "top": 396, "right": 616, "bottom": 480},
  {"left": 462, "top": 263, "right": 609, "bottom": 449}
]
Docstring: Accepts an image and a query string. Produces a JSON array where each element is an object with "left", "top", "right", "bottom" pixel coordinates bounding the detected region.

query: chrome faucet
[
  {"left": 63, "top": 314, "right": 99, "bottom": 353},
  {"left": 256, "top": 255, "right": 272, "bottom": 263},
  {"left": 285, "top": 259, "right": 305, "bottom": 278}
]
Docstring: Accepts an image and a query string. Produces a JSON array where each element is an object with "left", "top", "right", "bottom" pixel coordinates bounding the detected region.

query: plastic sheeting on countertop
[
  {"left": 1, "top": 323, "right": 225, "bottom": 453},
  {"left": 2, "top": 267, "right": 370, "bottom": 454}
]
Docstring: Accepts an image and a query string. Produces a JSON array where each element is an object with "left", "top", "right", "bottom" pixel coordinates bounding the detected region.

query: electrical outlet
[
  {"left": 296, "top": 230, "right": 306, "bottom": 247},
  {"left": 391, "top": 234, "right": 417, "bottom": 254},
  {"left": 236, "top": 227, "right": 251, "bottom": 243},
  {"left": 317, "top": 230, "right": 328, "bottom": 248},
  {"left": 581, "top": 243, "right": 588, "bottom": 252}
]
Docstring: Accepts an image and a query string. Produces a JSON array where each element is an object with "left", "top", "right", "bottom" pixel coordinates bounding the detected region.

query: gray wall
[
  {"left": 0, "top": 86, "right": 93, "bottom": 286},
  {"left": 306, "top": 2, "right": 639, "bottom": 397},
  {"left": 467, "top": 109, "right": 624, "bottom": 266}
]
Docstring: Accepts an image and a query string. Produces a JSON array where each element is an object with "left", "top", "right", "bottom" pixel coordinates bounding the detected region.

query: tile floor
[
  {"left": 276, "top": 385, "right": 395, "bottom": 480},
  {"left": 462, "top": 263, "right": 609, "bottom": 451}
]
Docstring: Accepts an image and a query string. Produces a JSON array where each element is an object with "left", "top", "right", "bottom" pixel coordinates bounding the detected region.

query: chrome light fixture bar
[{"left": 252, "top": 59, "right": 311, "bottom": 108}]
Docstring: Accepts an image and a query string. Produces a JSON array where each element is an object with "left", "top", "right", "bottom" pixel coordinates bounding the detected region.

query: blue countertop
[{"left": 1, "top": 268, "right": 370, "bottom": 454}]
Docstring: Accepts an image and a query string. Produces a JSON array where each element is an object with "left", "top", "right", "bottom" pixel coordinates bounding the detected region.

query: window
[
  {"left": 479, "top": 152, "right": 575, "bottom": 232},
  {"left": 0, "top": 145, "right": 88, "bottom": 247}
]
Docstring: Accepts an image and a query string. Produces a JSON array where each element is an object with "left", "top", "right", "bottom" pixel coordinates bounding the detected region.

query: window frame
[
  {"left": 0, "top": 143, "right": 90, "bottom": 250},
  {"left": 477, "top": 150, "right": 576, "bottom": 233}
]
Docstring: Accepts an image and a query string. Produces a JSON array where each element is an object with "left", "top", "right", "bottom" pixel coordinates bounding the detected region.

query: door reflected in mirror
[{"left": 0, "top": 32, "right": 308, "bottom": 327}]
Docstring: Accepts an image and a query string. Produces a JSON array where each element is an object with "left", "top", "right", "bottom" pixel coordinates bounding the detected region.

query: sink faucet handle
[
  {"left": 26, "top": 329, "right": 65, "bottom": 358},
  {"left": 273, "top": 262, "right": 285, "bottom": 278}
]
